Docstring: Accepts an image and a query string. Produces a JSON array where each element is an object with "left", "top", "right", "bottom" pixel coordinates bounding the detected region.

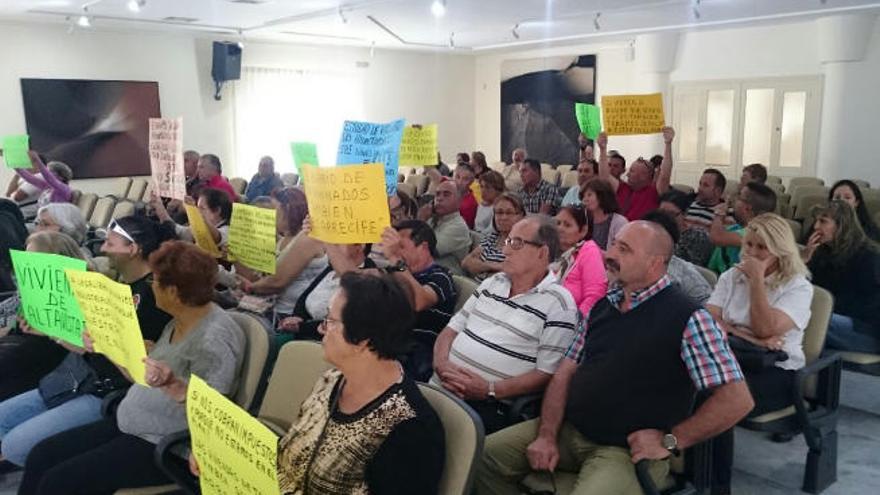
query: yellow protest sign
[
  {"left": 65, "top": 270, "right": 148, "bottom": 386},
  {"left": 302, "top": 163, "right": 391, "bottom": 244},
  {"left": 185, "top": 204, "right": 222, "bottom": 258},
  {"left": 187, "top": 375, "right": 279, "bottom": 495},
  {"left": 470, "top": 181, "right": 483, "bottom": 204},
  {"left": 228, "top": 203, "right": 277, "bottom": 274},
  {"left": 399, "top": 124, "right": 438, "bottom": 166},
  {"left": 601, "top": 93, "right": 665, "bottom": 136}
]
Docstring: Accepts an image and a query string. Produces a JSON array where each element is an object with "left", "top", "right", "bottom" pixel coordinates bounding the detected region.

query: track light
[
  {"left": 431, "top": 0, "right": 446, "bottom": 18},
  {"left": 127, "top": 0, "right": 146, "bottom": 13},
  {"left": 448, "top": 31, "right": 455, "bottom": 49},
  {"left": 593, "top": 12, "right": 601, "bottom": 31},
  {"left": 338, "top": 6, "right": 348, "bottom": 24},
  {"left": 77, "top": 6, "right": 91, "bottom": 28},
  {"left": 512, "top": 23, "right": 520, "bottom": 39}
]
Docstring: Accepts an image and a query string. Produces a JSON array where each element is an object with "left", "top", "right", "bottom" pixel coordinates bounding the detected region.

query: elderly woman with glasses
[{"left": 462, "top": 193, "right": 525, "bottom": 280}]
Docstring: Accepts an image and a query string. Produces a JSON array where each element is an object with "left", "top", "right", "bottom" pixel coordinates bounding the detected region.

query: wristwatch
[
  {"left": 487, "top": 381, "right": 497, "bottom": 400},
  {"left": 662, "top": 433, "right": 680, "bottom": 456},
  {"left": 384, "top": 259, "right": 408, "bottom": 273}
]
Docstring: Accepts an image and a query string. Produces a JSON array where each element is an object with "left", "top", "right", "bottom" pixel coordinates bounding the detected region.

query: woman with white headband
[{"left": 0, "top": 215, "right": 175, "bottom": 470}]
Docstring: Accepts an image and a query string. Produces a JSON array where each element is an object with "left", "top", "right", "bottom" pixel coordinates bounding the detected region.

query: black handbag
[
  {"left": 37, "top": 353, "right": 97, "bottom": 409},
  {"left": 727, "top": 334, "right": 788, "bottom": 371}
]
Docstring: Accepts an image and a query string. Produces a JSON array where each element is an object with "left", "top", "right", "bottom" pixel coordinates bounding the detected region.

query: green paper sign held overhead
[{"left": 574, "top": 103, "right": 602, "bottom": 140}]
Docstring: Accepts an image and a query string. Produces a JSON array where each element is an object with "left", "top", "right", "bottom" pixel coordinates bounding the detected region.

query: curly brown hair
[
  {"left": 272, "top": 187, "right": 309, "bottom": 236},
  {"left": 148, "top": 241, "right": 217, "bottom": 306}
]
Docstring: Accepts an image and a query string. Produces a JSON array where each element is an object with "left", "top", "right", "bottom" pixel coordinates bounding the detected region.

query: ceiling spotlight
[
  {"left": 77, "top": 6, "right": 91, "bottom": 28},
  {"left": 127, "top": 0, "right": 146, "bottom": 13},
  {"left": 449, "top": 31, "right": 455, "bottom": 49},
  {"left": 236, "top": 29, "right": 245, "bottom": 49},
  {"left": 338, "top": 6, "right": 348, "bottom": 24},
  {"left": 593, "top": 12, "right": 601, "bottom": 31},
  {"left": 431, "top": 0, "right": 447, "bottom": 18},
  {"left": 512, "top": 23, "right": 520, "bottom": 39}
]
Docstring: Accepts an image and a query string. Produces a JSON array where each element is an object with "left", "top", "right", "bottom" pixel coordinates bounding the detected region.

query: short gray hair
[
  {"left": 47, "top": 161, "right": 73, "bottom": 183},
  {"left": 38, "top": 203, "right": 87, "bottom": 244},
  {"left": 529, "top": 214, "right": 561, "bottom": 262}
]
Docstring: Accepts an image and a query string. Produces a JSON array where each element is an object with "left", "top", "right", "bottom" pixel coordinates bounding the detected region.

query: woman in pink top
[
  {"left": 16, "top": 152, "right": 73, "bottom": 205},
  {"left": 554, "top": 206, "right": 608, "bottom": 315}
]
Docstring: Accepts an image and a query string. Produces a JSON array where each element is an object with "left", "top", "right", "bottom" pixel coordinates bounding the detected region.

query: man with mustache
[{"left": 476, "top": 221, "right": 755, "bottom": 495}]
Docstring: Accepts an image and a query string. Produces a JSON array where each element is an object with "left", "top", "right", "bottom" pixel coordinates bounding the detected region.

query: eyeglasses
[
  {"left": 319, "top": 317, "right": 342, "bottom": 334},
  {"left": 504, "top": 237, "right": 544, "bottom": 250}
]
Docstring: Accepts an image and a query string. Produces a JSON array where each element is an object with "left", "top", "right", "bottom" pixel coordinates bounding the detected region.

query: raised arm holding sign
[
  {"left": 399, "top": 124, "right": 438, "bottom": 166},
  {"left": 301, "top": 163, "right": 391, "bottom": 244}
]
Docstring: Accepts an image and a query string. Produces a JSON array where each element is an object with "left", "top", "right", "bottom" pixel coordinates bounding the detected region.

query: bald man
[
  {"left": 476, "top": 221, "right": 754, "bottom": 495},
  {"left": 422, "top": 181, "right": 471, "bottom": 275}
]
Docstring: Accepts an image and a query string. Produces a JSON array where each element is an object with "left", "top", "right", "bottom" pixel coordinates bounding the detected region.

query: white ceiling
[{"left": 2, "top": 0, "right": 879, "bottom": 52}]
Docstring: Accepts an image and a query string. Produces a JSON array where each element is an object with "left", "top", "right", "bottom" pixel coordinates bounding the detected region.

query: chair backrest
[
  {"left": 784, "top": 218, "right": 803, "bottom": 242},
  {"left": 851, "top": 179, "right": 870, "bottom": 190},
  {"left": 767, "top": 182, "right": 785, "bottom": 195},
  {"left": 540, "top": 163, "right": 553, "bottom": 176},
  {"left": 76, "top": 192, "right": 98, "bottom": 220},
  {"left": 69, "top": 189, "right": 82, "bottom": 205},
  {"left": 451, "top": 275, "right": 478, "bottom": 313},
  {"left": 417, "top": 382, "right": 484, "bottom": 495},
  {"left": 229, "top": 177, "right": 248, "bottom": 195},
  {"left": 489, "top": 161, "right": 506, "bottom": 172},
  {"left": 114, "top": 177, "right": 133, "bottom": 199},
  {"left": 88, "top": 196, "right": 117, "bottom": 229},
  {"left": 127, "top": 178, "right": 149, "bottom": 202},
  {"left": 227, "top": 312, "right": 271, "bottom": 411},
  {"left": 257, "top": 341, "right": 331, "bottom": 432},
  {"left": 405, "top": 174, "right": 430, "bottom": 196},
  {"left": 793, "top": 193, "right": 827, "bottom": 221},
  {"left": 542, "top": 169, "right": 560, "bottom": 186},
  {"left": 803, "top": 286, "right": 834, "bottom": 365},
  {"left": 671, "top": 183, "right": 694, "bottom": 195},
  {"left": 561, "top": 170, "right": 579, "bottom": 189},
  {"left": 790, "top": 185, "right": 828, "bottom": 206},
  {"left": 556, "top": 164, "right": 573, "bottom": 175},
  {"left": 111, "top": 200, "right": 136, "bottom": 220},
  {"left": 789, "top": 177, "right": 824, "bottom": 190},
  {"left": 280, "top": 173, "right": 299, "bottom": 186},
  {"left": 694, "top": 265, "right": 717, "bottom": 287},
  {"left": 766, "top": 175, "right": 783, "bottom": 185},
  {"left": 397, "top": 182, "right": 417, "bottom": 199}
]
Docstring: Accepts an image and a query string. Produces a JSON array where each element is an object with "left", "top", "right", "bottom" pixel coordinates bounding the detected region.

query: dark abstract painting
[
  {"left": 20, "top": 79, "right": 161, "bottom": 179},
  {"left": 501, "top": 55, "right": 596, "bottom": 166}
]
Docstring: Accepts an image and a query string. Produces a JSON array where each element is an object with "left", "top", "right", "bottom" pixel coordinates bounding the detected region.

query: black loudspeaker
[{"left": 212, "top": 41, "right": 242, "bottom": 82}]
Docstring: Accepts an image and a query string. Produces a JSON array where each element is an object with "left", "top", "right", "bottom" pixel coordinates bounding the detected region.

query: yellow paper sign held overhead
[
  {"left": 302, "top": 163, "right": 391, "bottom": 244},
  {"left": 601, "top": 93, "right": 665, "bottom": 136},
  {"left": 187, "top": 375, "right": 280, "bottom": 495},
  {"left": 185, "top": 204, "right": 222, "bottom": 258},
  {"left": 228, "top": 203, "right": 277, "bottom": 274},
  {"left": 65, "top": 270, "right": 149, "bottom": 386},
  {"left": 399, "top": 124, "right": 438, "bottom": 166}
]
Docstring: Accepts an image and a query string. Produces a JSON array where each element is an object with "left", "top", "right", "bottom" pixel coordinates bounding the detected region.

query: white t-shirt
[
  {"left": 16, "top": 175, "right": 42, "bottom": 204},
  {"left": 708, "top": 268, "right": 813, "bottom": 370},
  {"left": 474, "top": 204, "right": 494, "bottom": 235}
]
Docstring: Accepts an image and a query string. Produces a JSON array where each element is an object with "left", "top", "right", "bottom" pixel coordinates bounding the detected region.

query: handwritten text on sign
[
  {"left": 228, "top": 203, "right": 277, "bottom": 274},
  {"left": 302, "top": 163, "right": 390, "bottom": 244},
  {"left": 337, "top": 119, "right": 406, "bottom": 196},
  {"left": 399, "top": 124, "right": 438, "bottom": 166},
  {"left": 9, "top": 250, "right": 86, "bottom": 346},
  {"left": 65, "top": 271, "right": 149, "bottom": 386},
  {"left": 187, "top": 375, "right": 280, "bottom": 495},
  {"left": 601, "top": 93, "right": 665, "bottom": 136},
  {"left": 149, "top": 117, "right": 186, "bottom": 200}
]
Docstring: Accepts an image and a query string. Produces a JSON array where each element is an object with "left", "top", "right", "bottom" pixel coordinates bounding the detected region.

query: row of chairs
[{"left": 116, "top": 311, "right": 485, "bottom": 495}]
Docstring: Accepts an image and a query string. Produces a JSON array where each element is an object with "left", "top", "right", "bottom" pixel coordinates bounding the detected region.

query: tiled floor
[{"left": 0, "top": 372, "right": 877, "bottom": 494}]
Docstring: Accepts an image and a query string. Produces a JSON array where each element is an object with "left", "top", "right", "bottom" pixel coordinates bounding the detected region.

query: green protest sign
[
  {"left": 291, "top": 142, "right": 318, "bottom": 172},
  {"left": 10, "top": 250, "right": 87, "bottom": 346},
  {"left": 2, "top": 135, "right": 31, "bottom": 169},
  {"left": 574, "top": 103, "right": 602, "bottom": 140}
]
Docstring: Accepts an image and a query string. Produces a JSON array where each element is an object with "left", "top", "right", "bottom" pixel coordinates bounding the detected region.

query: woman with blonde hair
[{"left": 706, "top": 212, "right": 813, "bottom": 494}]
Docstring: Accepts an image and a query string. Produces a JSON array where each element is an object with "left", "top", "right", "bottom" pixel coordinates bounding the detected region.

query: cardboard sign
[
  {"left": 291, "top": 142, "right": 318, "bottom": 172},
  {"left": 149, "top": 117, "right": 187, "bottom": 200},
  {"left": 185, "top": 204, "right": 222, "bottom": 258},
  {"left": 399, "top": 124, "right": 438, "bottom": 166},
  {"left": 2, "top": 135, "right": 31, "bottom": 169},
  {"left": 575, "top": 103, "right": 601, "bottom": 139},
  {"left": 187, "top": 375, "right": 280, "bottom": 495},
  {"left": 65, "top": 270, "right": 149, "bottom": 386},
  {"left": 336, "top": 119, "right": 406, "bottom": 196},
  {"left": 302, "top": 163, "right": 390, "bottom": 244},
  {"left": 10, "top": 250, "right": 86, "bottom": 346},
  {"left": 601, "top": 93, "right": 665, "bottom": 136},
  {"left": 228, "top": 203, "right": 277, "bottom": 274}
]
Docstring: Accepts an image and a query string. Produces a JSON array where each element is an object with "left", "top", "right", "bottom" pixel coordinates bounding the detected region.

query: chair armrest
[
  {"left": 635, "top": 460, "right": 661, "bottom": 495},
  {"left": 792, "top": 354, "right": 842, "bottom": 426},
  {"left": 506, "top": 393, "right": 543, "bottom": 424},
  {"left": 155, "top": 430, "right": 199, "bottom": 495},
  {"left": 100, "top": 389, "right": 127, "bottom": 418}
]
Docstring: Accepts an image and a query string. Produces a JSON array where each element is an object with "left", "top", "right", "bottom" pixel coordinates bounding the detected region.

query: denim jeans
[
  {"left": 824, "top": 313, "right": 880, "bottom": 353},
  {"left": 0, "top": 388, "right": 103, "bottom": 466}
]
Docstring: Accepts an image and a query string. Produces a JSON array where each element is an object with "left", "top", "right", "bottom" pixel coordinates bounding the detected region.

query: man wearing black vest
[{"left": 475, "top": 221, "right": 755, "bottom": 495}]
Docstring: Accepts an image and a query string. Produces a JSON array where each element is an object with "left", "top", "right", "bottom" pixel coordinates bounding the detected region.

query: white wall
[
  {"left": 473, "top": 18, "right": 880, "bottom": 186},
  {"left": 0, "top": 22, "right": 474, "bottom": 197}
]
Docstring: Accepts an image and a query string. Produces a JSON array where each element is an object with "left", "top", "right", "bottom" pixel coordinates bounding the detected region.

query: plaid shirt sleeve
[
  {"left": 680, "top": 308, "right": 744, "bottom": 390},
  {"left": 564, "top": 311, "right": 589, "bottom": 363}
]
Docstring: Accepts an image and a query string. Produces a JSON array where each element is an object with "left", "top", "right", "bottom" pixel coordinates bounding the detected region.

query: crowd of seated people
[{"left": 1, "top": 130, "right": 879, "bottom": 495}]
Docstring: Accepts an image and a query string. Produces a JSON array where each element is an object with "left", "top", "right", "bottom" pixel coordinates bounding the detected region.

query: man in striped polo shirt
[
  {"left": 685, "top": 168, "right": 727, "bottom": 231},
  {"left": 433, "top": 215, "right": 580, "bottom": 433}
]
